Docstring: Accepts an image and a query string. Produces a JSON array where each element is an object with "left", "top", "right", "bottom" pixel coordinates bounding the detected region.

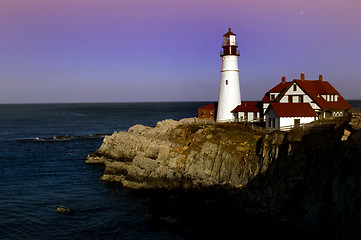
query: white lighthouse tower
[{"left": 216, "top": 28, "right": 241, "bottom": 122}]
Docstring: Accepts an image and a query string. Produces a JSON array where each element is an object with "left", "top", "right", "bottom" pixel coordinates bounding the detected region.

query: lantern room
[{"left": 221, "top": 28, "right": 240, "bottom": 56}]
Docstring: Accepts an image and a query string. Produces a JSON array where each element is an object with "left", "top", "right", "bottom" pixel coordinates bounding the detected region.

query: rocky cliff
[
  {"left": 86, "top": 118, "right": 266, "bottom": 189},
  {"left": 87, "top": 116, "right": 361, "bottom": 239},
  {"left": 251, "top": 119, "right": 361, "bottom": 239}
]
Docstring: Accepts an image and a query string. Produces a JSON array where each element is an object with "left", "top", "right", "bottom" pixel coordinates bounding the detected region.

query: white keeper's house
[
  {"left": 261, "top": 73, "right": 352, "bottom": 129},
  {"left": 265, "top": 103, "right": 317, "bottom": 129}
]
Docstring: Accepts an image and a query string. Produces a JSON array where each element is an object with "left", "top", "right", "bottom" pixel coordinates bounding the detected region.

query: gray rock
[{"left": 86, "top": 119, "right": 269, "bottom": 189}]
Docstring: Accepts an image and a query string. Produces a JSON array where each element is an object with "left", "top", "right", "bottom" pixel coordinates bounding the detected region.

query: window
[
  {"left": 299, "top": 95, "right": 303, "bottom": 103},
  {"left": 294, "top": 119, "right": 300, "bottom": 126},
  {"left": 288, "top": 95, "right": 293, "bottom": 103},
  {"left": 272, "top": 118, "right": 276, "bottom": 128},
  {"left": 270, "top": 94, "right": 275, "bottom": 100},
  {"left": 201, "top": 111, "right": 204, "bottom": 116},
  {"left": 226, "top": 80, "right": 228, "bottom": 85},
  {"left": 210, "top": 112, "right": 214, "bottom": 116},
  {"left": 253, "top": 112, "right": 257, "bottom": 120},
  {"left": 293, "top": 85, "right": 297, "bottom": 91},
  {"left": 268, "top": 118, "right": 272, "bottom": 128}
]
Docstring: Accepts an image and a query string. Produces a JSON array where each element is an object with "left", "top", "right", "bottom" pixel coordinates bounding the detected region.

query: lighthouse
[{"left": 216, "top": 28, "right": 242, "bottom": 122}]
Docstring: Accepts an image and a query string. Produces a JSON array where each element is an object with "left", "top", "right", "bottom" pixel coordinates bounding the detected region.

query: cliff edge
[
  {"left": 86, "top": 118, "right": 267, "bottom": 189},
  {"left": 87, "top": 116, "right": 361, "bottom": 239}
]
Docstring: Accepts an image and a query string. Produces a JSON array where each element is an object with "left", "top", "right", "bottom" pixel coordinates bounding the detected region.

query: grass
[{"left": 174, "top": 122, "right": 267, "bottom": 162}]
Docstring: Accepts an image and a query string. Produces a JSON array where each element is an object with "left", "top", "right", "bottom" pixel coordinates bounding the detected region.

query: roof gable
[
  {"left": 268, "top": 81, "right": 291, "bottom": 93},
  {"left": 293, "top": 79, "right": 352, "bottom": 110},
  {"left": 262, "top": 81, "right": 291, "bottom": 103}
]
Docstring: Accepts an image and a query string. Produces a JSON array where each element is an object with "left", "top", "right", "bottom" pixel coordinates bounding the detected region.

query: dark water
[
  {"left": 348, "top": 99, "right": 361, "bottom": 110},
  {"left": 0, "top": 102, "right": 208, "bottom": 240}
]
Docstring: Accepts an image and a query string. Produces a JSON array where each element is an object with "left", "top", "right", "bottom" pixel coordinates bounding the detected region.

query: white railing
[
  {"left": 278, "top": 122, "right": 334, "bottom": 132},
  {"left": 222, "top": 41, "right": 238, "bottom": 47}
]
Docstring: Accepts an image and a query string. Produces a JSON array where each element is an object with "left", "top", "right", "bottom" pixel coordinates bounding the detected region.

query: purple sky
[{"left": 1, "top": 0, "right": 360, "bottom": 103}]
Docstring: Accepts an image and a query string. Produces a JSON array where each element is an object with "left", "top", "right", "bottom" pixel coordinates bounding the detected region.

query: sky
[{"left": 1, "top": 0, "right": 361, "bottom": 103}]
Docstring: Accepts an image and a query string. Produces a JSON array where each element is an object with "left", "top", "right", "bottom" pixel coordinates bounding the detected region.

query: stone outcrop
[
  {"left": 87, "top": 117, "right": 361, "bottom": 239},
  {"left": 86, "top": 118, "right": 266, "bottom": 190},
  {"left": 56, "top": 205, "right": 72, "bottom": 214}
]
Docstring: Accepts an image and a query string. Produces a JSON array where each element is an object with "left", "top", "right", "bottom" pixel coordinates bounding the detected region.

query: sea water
[
  {"left": 1, "top": 101, "right": 360, "bottom": 239},
  {"left": 0, "top": 102, "right": 207, "bottom": 240}
]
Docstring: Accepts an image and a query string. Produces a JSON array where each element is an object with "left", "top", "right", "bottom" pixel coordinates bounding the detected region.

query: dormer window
[
  {"left": 323, "top": 94, "right": 339, "bottom": 102},
  {"left": 270, "top": 94, "right": 275, "bottom": 100}
]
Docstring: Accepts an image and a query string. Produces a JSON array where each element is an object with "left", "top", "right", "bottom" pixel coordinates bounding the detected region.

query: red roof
[
  {"left": 261, "top": 81, "right": 291, "bottom": 103},
  {"left": 198, "top": 103, "right": 216, "bottom": 110},
  {"left": 231, "top": 101, "right": 260, "bottom": 112},
  {"left": 268, "top": 103, "right": 317, "bottom": 117},
  {"left": 268, "top": 81, "right": 291, "bottom": 93},
  {"left": 223, "top": 28, "right": 236, "bottom": 36},
  {"left": 294, "top": 80, "right": 352, "bottom": 110},
  {"left": 262, "top": 77, "right": 352, "bottom": 111}
]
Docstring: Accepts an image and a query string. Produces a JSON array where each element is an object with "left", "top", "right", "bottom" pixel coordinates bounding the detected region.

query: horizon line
[{"left": 1, "top": 99, "right": 360, "bottom": 105}]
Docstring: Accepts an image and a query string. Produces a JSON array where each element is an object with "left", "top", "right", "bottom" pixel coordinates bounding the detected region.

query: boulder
[{"left": 56, "top": 205, "right": 72, "bottom": 214}]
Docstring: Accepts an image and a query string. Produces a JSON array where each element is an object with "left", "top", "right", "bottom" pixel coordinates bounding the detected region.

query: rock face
[
  {"left": 249, "top": 123, "right": 361, "bottom": 239},
  {"left": 87, "top": 117, "right": 361, "bottom": 239},
  {"left": 86, "top": 118, "right": 266, "bottom": 190}
]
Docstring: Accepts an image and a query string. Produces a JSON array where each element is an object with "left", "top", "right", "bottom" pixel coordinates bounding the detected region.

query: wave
[{"left": 19, "top": 134, "right": 110, "bottom": 142}]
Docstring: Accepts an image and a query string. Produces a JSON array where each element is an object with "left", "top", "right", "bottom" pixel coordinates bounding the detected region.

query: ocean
[
  {"left": 0, "top": 102, "right": 208, "bottom": 240},
  {"left": 0, "top": 100, "right": 360, "bottom": 239}
]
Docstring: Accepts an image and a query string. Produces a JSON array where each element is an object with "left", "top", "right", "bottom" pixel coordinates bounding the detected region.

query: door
[{"left": 294, "top": 119, "right": 300, "bottom": 127}]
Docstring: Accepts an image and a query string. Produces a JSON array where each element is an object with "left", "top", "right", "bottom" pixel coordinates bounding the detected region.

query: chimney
[
  {"left": 281, "top": 76, "right": 286, "bottom": 83},
  {"left": 301, "top": 72, "right": 305, "bottom": 81},
  {"left": 319, "top": 74, "right": 323, "bottom": 81}
]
